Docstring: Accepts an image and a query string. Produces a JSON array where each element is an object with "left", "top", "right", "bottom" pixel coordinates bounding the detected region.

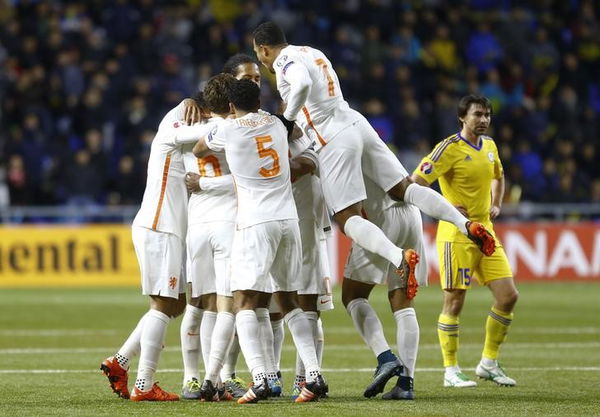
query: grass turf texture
[{"left": 1, "top": 283, "right": 599, "bottom": 416}]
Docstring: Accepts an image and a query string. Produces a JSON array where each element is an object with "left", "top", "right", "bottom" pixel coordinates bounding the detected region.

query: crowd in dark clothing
[{"left": 1, "top": 0, "right": 599, "bottom": 210}]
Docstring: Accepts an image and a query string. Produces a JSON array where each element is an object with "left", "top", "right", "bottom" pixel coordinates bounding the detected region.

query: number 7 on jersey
[{"left": 255, "top": 135, "right": 280, "bottom": 178}]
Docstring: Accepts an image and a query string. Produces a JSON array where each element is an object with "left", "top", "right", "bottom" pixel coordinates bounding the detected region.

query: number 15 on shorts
[{"left": 458, "top": 268, "right": 471, "bottom": 287}]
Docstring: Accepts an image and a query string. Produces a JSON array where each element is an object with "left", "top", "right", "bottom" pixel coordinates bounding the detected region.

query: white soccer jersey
[
  {"left": 206, "top": 111, "right": 297, "bottom": 229},
  {"left": 132, "top": 101, "right": 216, "bottom": 239},
  {"left": 182, "top": 117, "right": 236, "bottom": 225},
  {"left": 273, "top": 45, "right": 363, "bottom": 150}
]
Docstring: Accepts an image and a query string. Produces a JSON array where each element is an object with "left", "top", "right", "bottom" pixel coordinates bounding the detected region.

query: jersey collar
[{"left": 457, "top": 132, "right": 482, "bottom": 151}]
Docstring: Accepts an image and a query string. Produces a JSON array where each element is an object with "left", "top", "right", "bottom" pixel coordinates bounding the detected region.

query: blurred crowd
[{"left": 1, "top": 0, "right": 599, "bottom": 212}]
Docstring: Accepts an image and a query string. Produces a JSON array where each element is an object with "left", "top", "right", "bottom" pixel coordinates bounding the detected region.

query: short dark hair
[
  {"left": 223, "top": 54, "right": 257, "bottom": 76},
  {"left": 457, "top": 95, "right": 492, "bottom": 127},
  {"left": 203, "top": 73, "right": 235, "bottom": 114},
  {"left": 228, "top": 79, "right": 260, "bottom": 112},
  {"left": 252, "top": 21, "right": 287, "bottom": 46},
  {"left": 192, "top": 90, "right": 206, "bottom": 110}
]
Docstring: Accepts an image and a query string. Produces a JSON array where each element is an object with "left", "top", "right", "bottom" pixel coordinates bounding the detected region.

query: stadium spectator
[{"left": 0, "top": 0, "right": 598, "bottom": 210}]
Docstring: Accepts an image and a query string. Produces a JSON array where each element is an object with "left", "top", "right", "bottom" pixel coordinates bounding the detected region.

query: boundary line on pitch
[
  {"left": 2, "top": 327, "right": 599, "bottom": 337},
  {"left": 3, "top": 341, "right": 600, "bottom": 355},
  {"left": 0, "top": 366, "right": 599, "bottom": 374}
]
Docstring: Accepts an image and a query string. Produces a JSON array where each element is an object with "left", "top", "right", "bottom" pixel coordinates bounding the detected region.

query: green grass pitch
[{"left": 1, "top": 282, "right": 599, "bottom": 416}]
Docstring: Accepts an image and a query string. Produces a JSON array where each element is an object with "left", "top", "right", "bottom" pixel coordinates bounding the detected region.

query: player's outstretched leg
[
  {"left": 395, "top": 249, "right": 420, "bottom": 300},
  {"left": 466, "top": 221, "right": 496, "bottom": 256}
]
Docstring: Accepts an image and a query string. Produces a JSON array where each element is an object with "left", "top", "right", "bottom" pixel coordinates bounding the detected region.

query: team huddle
[{"left": 101, "top": 21, "right": 519, "bottom": 404}]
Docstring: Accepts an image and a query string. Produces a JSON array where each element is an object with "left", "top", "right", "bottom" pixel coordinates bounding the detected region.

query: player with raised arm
[
  {"left": 194, "top": 79, "right": 327, "bottom": 404},
  {"left": 412, "top": 95, "right": 518, "bottom": 388},
  {"left": 343, "top": 176, "right": 427, "bottom": 400},
  {"left": 100, "top": 97, "right": 217, "bottom": 401},
  {"left": 251, "top": 22, "right": 496, "bottom": 309},
  {"left": 178, "top": 74, "right": 237, "bottom": 401}
]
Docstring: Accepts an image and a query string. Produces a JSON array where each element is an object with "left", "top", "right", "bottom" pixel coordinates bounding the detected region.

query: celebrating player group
[{"left": 101, "top": 21, "right": 518, "bottom": 404}]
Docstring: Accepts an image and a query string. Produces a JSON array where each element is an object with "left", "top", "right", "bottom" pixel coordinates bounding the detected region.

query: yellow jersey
[{"left": 413, "top": 133, "right": 503, "bottom": 243}]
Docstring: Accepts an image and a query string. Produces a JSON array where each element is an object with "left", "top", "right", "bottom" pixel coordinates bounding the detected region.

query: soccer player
[
  {"left": 221, "top": 53, "right": 286, "bottom": 397},
  {"left": 411, "top": 95, "right": 518, "bottom": 387},
  {"left": 101, "top": 97, "right": 216, "bottom": 401},
  {"left": 179, "top": 74, "right": 237, "bottom": 401},
  {"left": 251, "top": 23, "right": 495, "bottom": 320},
  {"left": 193, "top": 79, "right": 327, "bottom": 404},
  {"left": 343, "top": 176, "right": 426, "bottom": 400}
]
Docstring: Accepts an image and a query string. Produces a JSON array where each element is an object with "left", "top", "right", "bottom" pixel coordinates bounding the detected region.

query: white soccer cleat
[
  {"left": 443, "top": 371, "right": 477, "bottom": 387},
  {"left": 475, "top": 362, "right": 517, "bottom": 386}
]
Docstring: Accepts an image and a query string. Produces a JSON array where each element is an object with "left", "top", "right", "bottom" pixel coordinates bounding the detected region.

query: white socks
[
  {"left": 271, "top": 318, "right": 285, "bottom": 371},
  {"left": 346, "top": 298, "right": 390, "bottom": 357},
  {"left": 205, "top": 312, "right": 235, "bottom": 383},
  {"left": 285, "top": 308, "right": 320, "bottom": 381},
  {"left": 394, "top": 307, "right": 419, "bottom": 378},
  {"left": 135, "top": 309, "right": 170, "bottom": 392},
  {"left": 316, "top": 317, "right": 325, "bottom": 366},
  {"left": 116, "top": 312, "right": 149, "bottom": 369},
  {"left": 220, "top": 334, "right": 240, "bottom": 381},
  {"left": 256, "top": 308, "right": 277, "bottom": 376},
  {"left": 200, "top": 311, "right": 217, "bottom": 374},
  {"left": 343, "top": 215, "right": 404, "bottom": 268},
  {"left": 235, "top": 310, "right": 266, "bottom": 384},
  {"left": 180, "top": 305, "right": 203, "bottom": 383},
  {"left": 294, "top": 311, "right": 320, "bottom": 378},
  {"left": 404, "top": 183, "right": 468, "bottom": 235}
]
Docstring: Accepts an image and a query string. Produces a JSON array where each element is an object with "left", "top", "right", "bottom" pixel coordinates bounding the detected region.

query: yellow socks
[
  {"left": 437, "top": 314, "right": 459, "bottom": 367},
  {"left": 482, "top": 307, "right": 513, "bottom": 360}
]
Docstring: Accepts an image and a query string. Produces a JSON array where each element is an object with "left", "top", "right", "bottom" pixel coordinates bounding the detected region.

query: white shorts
[
  {"left": 186, "top": 221, "right": 234, "bottom": 298},
  {"left": 318, "top": 118, "right": 408, "bottom": 215},
  {"left": 132, "top": 226, "right": 186, "bottom": 299},
  {"left": 230, "top": 220, "right": 302, "bottom": 293},
  {"left": 344, "top": 204, "right": 428, "bottom": 290}
]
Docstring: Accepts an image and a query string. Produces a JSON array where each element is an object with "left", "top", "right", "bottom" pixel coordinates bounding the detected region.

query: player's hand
[
  {"left": 274, "top": 114, "right": 296, "bottom": 138},
  {"left": 455, "top": 205, "right": 469, "bottom": 218},
  {"left": 185, "top": 172, "right": 201, "bottom": 193},
  {"left": 490, "top": 205, "right": 501, "bottom": 220},
  {"left": 183, "top": 98, "right": 201, "bottom": 125}
]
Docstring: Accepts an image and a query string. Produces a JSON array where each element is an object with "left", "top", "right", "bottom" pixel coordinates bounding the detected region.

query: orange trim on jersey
[
  {"left": 302, "top": 106, "right": 327, "bottom": 147},
  {"left": 152, "top": 153, "right": 172, "bottom": 230},
  {"left": 315, "top": 58, "right": 335, "bottom": 96}
]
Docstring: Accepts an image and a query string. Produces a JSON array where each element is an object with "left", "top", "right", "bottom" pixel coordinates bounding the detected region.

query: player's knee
[{"left": 500, "top": 288, "right": 519, "bottom": 311}]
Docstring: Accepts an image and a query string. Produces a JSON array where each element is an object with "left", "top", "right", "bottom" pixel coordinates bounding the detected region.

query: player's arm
[
  {"left": 173, "top": 122, "right": 216, "bottom": 145},
  {"left": 185, "top": 172, "right": 234, "bottom": 193},
  {"left": 280, "top": 62, "right": 311, "bottom": 125},
  {"left": 411, "top": 174, "right": 430, "bottom": 187},
  {"left": 193, "top": 125, "right": 226, "bottom": 157},
  {"left": 490, "top": 175, "right": 504, "bottom": 219}
]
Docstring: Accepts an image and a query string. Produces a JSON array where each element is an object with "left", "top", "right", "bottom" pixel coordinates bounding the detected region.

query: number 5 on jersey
[{"left": 255, "top": 135, "right": 280, "bottom": 178}]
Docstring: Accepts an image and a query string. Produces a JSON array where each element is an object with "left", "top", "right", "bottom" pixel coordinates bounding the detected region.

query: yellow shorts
[{"left": 437, "top": 241, "right": 513, "bottom": 290}]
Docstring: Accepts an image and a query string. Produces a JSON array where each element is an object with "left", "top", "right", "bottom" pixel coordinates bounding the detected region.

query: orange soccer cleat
[
  {"left": 130, "top": 382, "right": 180, "bottom": 402},
  {"left": 397, "top": 249, "right": 420, "bottom": 300},
  {"left": 100, "top": 356, "right": 130, "bottom": 399},
  {"left": 466, "top": 221, "right": 496, "bottom": 256}
]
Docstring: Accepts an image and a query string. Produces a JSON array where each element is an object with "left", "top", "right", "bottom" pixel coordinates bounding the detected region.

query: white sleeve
[
  {"left": 158, "top": 101, "right": 186, "bottom": 131},
  {"left": 289, "top": 134, "right": 314, "bottom": 158},
  {"left": 172, "top": 122, "right": 216, "bottom": 145},
  {"left": 205, "top": 124, "right": 227, "bottom": 152},
  {"left": 199, "top": 174, "right": 234, "bottom": 192},
  {"left": 282, "top": 62, "right": 311, "bottom": 121}
]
